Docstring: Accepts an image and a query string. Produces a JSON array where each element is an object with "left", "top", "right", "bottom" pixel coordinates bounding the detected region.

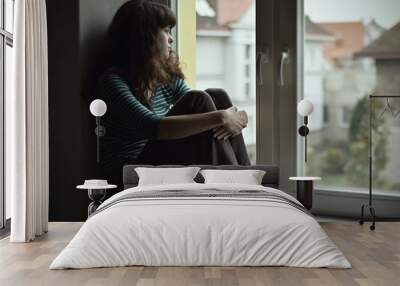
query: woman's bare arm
[
  {"left": 156, "top": 111, "right": 225, "bottom": 140},
  {"left": 156, "top": 108, "right": 246, "bottom": 140}
]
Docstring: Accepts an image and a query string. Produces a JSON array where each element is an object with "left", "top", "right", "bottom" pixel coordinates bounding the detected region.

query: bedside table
[
  {"left": 77, "top": 181, "right": 117, "bottom": 217},
  {"left": 289, "top": 177, "right": 321, "bottom": 210}
]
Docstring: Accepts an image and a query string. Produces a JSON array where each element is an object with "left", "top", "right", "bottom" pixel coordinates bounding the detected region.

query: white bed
[{"left": 50, "top": 182, "right": 351, "bottom": 269}]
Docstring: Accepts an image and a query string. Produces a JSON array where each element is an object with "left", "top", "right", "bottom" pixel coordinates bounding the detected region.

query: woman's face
[{"left": 159, "top": 26, "right": 173, "bottom": 59}]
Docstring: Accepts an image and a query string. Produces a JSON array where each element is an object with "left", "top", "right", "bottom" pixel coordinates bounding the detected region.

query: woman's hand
[{"left": 213, "top": 107, "right": 248, "bottom": 140}]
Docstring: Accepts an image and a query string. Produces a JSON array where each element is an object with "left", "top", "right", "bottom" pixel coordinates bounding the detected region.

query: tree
[{"left": 344, "top": 95, "right": 389, "bottom": 187}]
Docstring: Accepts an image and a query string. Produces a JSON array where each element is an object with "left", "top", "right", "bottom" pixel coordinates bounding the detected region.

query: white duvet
[{"left": 50, "top": 183, "right": 351, "bottom": 269}]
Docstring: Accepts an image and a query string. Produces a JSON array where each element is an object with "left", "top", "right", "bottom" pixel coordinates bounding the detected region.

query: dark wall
[
  {"left": 79, "top": 0, "right": 128, "bottom": 101},
  {"left": 47, "top": 0, "right": 127, "bottom": 221},
  {"left": 47, "top": 0, "right": 87, "bottom": 221},
  {"left": 47, "top": 0, "right": 172, "bottom": 221}
]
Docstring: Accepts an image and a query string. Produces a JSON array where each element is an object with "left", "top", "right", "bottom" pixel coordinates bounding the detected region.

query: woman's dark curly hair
[{"left": 109, "top": 0, "right": 184, "bottom": 105}]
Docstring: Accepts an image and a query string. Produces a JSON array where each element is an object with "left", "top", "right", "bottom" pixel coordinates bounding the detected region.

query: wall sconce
[
  {"left": 89, "top": 99, "right": 107, "bottom": 163},
  {"left": 297, "top": 99, "right": 314, "bottom": 163}
]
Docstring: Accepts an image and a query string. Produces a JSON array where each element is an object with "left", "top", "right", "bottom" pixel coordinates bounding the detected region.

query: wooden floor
[{"left": 0, "top": 222, "right": 399, "bottom": 286}]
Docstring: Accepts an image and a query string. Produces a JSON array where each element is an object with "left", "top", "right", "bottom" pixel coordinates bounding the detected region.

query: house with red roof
[
  {"left": 357, "top": 22, "right": 400, "bottom": 94},
  {"left": 196, "top": 0, "right": 256, "bottom": 162}
]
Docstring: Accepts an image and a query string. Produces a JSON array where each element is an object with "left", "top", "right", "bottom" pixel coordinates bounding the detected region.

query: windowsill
[
  {"left": 315, "top": 215, "right": 354, "bottom": 222},
  {"left": 315, "top": 186, "right": 400, "bottom": 201}
]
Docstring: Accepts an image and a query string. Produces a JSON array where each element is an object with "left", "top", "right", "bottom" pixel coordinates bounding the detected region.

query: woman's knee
[
  {"left": 184, "top": 90, "right": 217, "bottom": 112},
  {"left": 204, "top": 88, "right": 233, "bottom": 109}
]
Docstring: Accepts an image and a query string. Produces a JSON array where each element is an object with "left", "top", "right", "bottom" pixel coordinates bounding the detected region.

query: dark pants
[{"left": 136, "top": 89, "right": 251, "bottom": 165}]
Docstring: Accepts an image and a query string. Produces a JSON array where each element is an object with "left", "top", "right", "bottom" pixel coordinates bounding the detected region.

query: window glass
[
  {"left": 5, "top": 0, "right": 14, "bottom": 33},
  {"left": 196, "top": 0, "right": 256, "bottom": 163},
  {"left": 244, "top": 82, "right": 250, "bottom": 98},
  {"left": 304, "top": 0, "right": 400, "bottom": 193},
  {"left": 245, "top": 64, "right": 250, "bottom": 78},
  {"left": 339, "top": 106, "right": 351, "bottom": 127}
]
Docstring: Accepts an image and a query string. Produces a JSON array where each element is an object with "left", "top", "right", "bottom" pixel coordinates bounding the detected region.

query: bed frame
[{"left": 123, "top": 165, "right": 279, "bottom": 189}]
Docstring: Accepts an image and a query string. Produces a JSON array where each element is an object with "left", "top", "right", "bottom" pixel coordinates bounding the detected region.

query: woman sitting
[{"left": 96, "top": 0, "right": 250, "bottom": 183}]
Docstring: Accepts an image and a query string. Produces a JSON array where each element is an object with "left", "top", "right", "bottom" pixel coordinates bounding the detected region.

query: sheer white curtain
[{"left": 7, "top": 0, "right": 49, "bottom": 242}]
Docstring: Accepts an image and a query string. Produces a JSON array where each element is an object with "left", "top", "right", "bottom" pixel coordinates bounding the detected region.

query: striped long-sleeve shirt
[{"left": 96, "top": 67, "right": 191, "bottom": 171}]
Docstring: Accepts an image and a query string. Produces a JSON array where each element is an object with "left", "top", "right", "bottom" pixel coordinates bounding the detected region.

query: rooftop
[
  {"left": 356, "top": 21, "right": 400, "bottom": 59},
  {"left": 320, "top": 21, "right": 366, "bottom": 61}
]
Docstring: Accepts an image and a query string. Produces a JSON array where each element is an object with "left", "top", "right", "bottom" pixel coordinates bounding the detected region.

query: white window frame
[{"left": 169, "top": 0, "right": 179, "bottom": 53}]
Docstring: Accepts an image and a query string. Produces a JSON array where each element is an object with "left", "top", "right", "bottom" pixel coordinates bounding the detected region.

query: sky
[{"left": 305, "top": 0, "right": 400, "bottom": 29}]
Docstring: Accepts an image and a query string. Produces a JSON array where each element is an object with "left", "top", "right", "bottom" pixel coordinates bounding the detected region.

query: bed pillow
[
  {"left": 200, "top": 169, "right": 266, "bottom": 185},
  {"left": 135, "top": 167, "right": 201, "bottom": 186}
]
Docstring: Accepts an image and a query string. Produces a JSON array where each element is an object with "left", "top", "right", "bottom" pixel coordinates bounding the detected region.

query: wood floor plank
[{"left": 1, "top": 222, "right": 400, "bottom": 286}]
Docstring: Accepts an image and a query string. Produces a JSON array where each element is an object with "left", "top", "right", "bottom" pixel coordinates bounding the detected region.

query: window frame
[
  {"left": 298, "top": 0, "right": 400, "bottom": 218},
  {"left": 175, "top": 0, "right": 298, "bottom": 191},
  {"left": 172, "top": 0, "right": 400, "bottom": 218},
  {"left": 169, "top": 0, "right": 179, "bottom": 53}
]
